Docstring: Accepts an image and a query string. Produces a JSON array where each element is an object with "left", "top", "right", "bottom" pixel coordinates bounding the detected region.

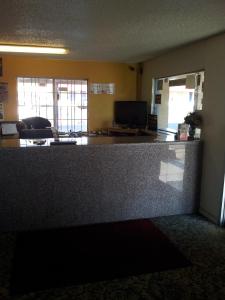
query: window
[
  {"left": 153, "top": 71, "right": 204, "bottom": 131},
  {"left": 17, "top": 78, "right": 88, "bottom": 133}
]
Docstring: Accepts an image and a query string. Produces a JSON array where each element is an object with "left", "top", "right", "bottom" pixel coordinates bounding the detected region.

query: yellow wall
[{"left": 0, "top": 55, "right": 137, "bottom": 130}]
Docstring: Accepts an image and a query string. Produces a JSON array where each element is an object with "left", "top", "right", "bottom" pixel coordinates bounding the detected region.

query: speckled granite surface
[
  {"left": 0, "top": 214, "right": 225, "bottom": 300},
  {"left": 0, "top": 142, "right": 201, "bottom": 231}
]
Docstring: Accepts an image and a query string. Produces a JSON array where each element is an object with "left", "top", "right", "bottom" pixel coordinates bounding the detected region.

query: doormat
[{"left": 10, "top": 219, "right": 190, "bottom": 295}]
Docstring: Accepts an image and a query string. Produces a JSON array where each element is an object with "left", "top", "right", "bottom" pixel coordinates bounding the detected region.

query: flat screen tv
[{"left": 114, "top": 101, "right": 147, "bottom": 128}]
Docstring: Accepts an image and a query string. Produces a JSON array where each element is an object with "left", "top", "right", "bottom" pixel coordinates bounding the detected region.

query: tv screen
[{"left": 114, "top": 101, "right": 147, "bottom": 128}]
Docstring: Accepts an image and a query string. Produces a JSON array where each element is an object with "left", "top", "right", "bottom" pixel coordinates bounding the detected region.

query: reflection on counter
[
  {"left": 0, "top": 133, "right": 182, "bottom": 148},
  {"left": 159, "top": 144, "right": 185, "bottom": 192}
]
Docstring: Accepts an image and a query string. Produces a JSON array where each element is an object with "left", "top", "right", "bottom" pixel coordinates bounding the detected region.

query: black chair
[
  {"left": 19, "top": 128, "right": 53, "bottom": 139},
  {"left": 19, "top": 117, "right": 53, "bottom": 139},
  {"left": 22, "top": 117, "right": 51, "bottom": 129}
]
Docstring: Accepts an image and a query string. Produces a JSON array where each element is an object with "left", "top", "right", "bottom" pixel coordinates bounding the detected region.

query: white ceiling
[{"left": 0, "top": 0, "right": 225, "bottom": 63}]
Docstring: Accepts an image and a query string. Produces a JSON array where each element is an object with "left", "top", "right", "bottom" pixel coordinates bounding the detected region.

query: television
[{"left": 114, "top": 101, "right": 147, "bottom": 128}]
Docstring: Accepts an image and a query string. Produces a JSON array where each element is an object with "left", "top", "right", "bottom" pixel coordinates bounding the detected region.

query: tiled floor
[{"left": 1, "top": 214, "right": 225, "bottom": 300}]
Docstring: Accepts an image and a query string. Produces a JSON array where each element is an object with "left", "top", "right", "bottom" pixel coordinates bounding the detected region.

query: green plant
[{"left": 184, "top": 111, "right": 202, "bottom": 128}]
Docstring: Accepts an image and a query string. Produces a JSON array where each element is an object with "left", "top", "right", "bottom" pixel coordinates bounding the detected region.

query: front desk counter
[
  {"left": 0, "top": 132, "right": 175, "bottom": 148},
  {"left": 0, "top": 135, "right": 202, "bottom": 231}
]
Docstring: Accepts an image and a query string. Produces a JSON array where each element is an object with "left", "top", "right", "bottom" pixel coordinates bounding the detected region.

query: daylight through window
[
  {"left": 17, "top": 77, "right": 88, "bottom": 133},
  {"left": 153, "top": 71, "right": 204, "bottom": 131}
]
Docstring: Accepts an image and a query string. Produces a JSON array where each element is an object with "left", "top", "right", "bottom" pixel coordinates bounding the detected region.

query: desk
[
  {"left": 107, "top": 127, "right": 162, "bottom": 138},
  {"left": 0, "top": 138, "right": 201, "bottom": 231},
  {"left": 108, "top": 127, "right": 140, "bottom": 136}
]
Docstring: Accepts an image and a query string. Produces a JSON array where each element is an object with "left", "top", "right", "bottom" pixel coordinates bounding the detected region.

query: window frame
[
  {"left": 17, "top": 77, "right": 88, "bottom": 133},
  {"left": 152, "top": 70, "right": 204, "bottom": 132}
]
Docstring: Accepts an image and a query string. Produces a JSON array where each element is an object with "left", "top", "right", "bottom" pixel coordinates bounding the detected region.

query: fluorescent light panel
[{"left": 0, "top": 45, "right": 67, "bottom": 54}]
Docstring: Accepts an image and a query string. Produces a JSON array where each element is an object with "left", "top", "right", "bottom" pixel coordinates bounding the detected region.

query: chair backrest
[
  {"left": 19, "top": 128, "right": 53, "bottom": 139},
  {"left": 22, "top": 117, "right": 51, "bottom": 129}
]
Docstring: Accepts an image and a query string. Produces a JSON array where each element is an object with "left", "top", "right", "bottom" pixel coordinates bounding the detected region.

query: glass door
[
  {"left": 18, "top": 78, "right": 88, "bottom": 133},
  {"left": 55, "top": 79, "right": 88, "bottom": 133},
  {"left": 220, "top": 173, "right": 225, "bottom": 226}
]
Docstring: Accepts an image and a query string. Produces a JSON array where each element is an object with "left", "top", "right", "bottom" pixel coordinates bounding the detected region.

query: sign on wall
[
  {"left": 155, "top": 94, "right": 161, "bottom": 104},
  {"left": 0, "top": 58, "right": 2, "bottom": 77},
  {"left": 90, "top": 83, "right": 115, "bottom": 95},
  {"left": 0, "top": 102, "right": 4, "bottom": 120},
  {"left": 0, "top": 82, "right": 8, "bottom": 102}
]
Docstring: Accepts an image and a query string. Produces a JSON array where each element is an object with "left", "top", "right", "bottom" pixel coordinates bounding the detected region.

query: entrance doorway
[{"left": 153, "top": 71, "right": 204, "bottom": 132}]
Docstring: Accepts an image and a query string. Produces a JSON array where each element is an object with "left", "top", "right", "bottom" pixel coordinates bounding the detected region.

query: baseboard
[{"left": 199, "top": 207, "right": 219, "bottom": 224}]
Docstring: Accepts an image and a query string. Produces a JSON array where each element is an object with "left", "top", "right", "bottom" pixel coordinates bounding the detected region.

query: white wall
[{"left": 142, "top": 33, "right": 225, "bottom": 224}]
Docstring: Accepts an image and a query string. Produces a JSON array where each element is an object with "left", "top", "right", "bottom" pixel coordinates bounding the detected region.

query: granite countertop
[{"left": 0, "top": 133, "right": 201, "bottom": 149}]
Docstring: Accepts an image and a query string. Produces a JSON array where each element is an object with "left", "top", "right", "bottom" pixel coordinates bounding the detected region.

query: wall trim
[{"left": 199, "top": 207, "right": 218, "bottom": 224}]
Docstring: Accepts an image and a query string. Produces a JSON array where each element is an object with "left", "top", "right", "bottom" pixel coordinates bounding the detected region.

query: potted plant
[{"left": 184, "top": 111, "right": 202, "bottom": 139}]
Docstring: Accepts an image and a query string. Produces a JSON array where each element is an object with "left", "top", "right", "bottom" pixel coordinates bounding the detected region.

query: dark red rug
[{"left": 10, "top": 219, "right": 190, "bottom": 295}]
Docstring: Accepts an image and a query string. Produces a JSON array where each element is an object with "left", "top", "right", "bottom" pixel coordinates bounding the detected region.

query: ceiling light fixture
[{"left": 0, "top": 45, "right": 68, "bottom": 54}]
